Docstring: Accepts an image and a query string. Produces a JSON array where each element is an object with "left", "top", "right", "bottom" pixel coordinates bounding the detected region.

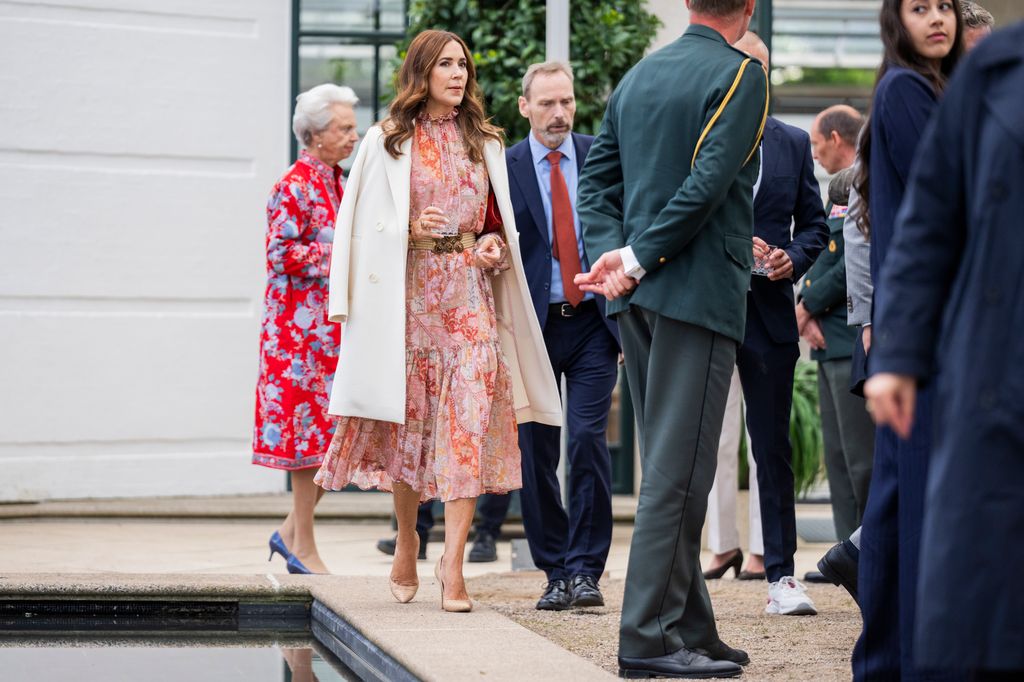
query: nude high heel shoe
[
  {"left": 389, "top": 533, "right": 420, "bottom": 603},
  {"left": 435, "top": 555, "right": 472, "bottom": 613},
  {"left": 389, "top": 577, "right": 418, "bottom": 603}
]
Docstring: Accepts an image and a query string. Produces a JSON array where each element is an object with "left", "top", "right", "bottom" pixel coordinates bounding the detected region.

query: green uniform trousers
[
  {"left": 818, "top": 358, "right": 875, "bottom": 540},
  {"left": 618, "top": 306, "right": 736, "bottom": 658}
]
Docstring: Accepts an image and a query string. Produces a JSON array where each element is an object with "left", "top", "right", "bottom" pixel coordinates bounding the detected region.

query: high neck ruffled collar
[{"left": 417, "top": 107, "right": 459, "bottom": 123}]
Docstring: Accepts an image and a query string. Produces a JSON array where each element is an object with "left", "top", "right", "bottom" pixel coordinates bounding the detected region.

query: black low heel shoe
[
  {"left": 817, "top": 539, "right": 860, "bottom": 604},
  {"left": 702, "top": 549, "right": 743, "bottom": 580}
]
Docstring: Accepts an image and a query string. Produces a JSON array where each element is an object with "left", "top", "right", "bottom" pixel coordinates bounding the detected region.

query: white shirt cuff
[{"left": 620, "top": 246, "right": 646, "bottom": 281}]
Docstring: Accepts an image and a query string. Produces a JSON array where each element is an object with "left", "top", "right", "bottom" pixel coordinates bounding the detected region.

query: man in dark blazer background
[
  {"left": 576, "top": 0, "right": 766, "bottom": 677},
  {"left": 732, "top": 33, "right": 828, "bottom": 616},
  {"left": 505, "top": 61, "right": 621, "bottom": 612},
  {"left": 801, "top": 105, "right": 874, "bottom": 565}
]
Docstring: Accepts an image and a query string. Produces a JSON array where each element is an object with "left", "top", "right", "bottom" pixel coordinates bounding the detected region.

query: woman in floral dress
[
  {"left": 315, "top": 30, "right": 560, "bottom": 611},
  {"left": 253, "top": 84, "right": 360, "bottom": 575}
]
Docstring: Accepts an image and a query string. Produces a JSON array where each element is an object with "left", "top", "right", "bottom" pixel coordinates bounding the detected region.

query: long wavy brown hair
[
  {"left": 851, "top": 0, "right": 963, "bottom": 239},
  {"left": 382, "top": 30, "right": 502, "bottom": 163}
]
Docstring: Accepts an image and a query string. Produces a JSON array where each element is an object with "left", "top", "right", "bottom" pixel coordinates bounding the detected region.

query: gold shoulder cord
[
  {"left": 744, "top": 64, "right": 770, "bottom": 165},
  {"left": 690, "top": 58, "right": 769, "bottom": 169}
]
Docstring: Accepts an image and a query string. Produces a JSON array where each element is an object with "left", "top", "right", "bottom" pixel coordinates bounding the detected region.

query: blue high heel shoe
[
  {"left": 286, "top": 554, "right": 313, "bottom": 574},
  {"left": 268, "top": 531, "right": 291, "bottom": 562}
]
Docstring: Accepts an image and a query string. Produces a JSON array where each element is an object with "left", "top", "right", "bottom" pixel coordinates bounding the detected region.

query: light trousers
[{"left": 705, "top": 368, "right": 763, "bottom": 555}]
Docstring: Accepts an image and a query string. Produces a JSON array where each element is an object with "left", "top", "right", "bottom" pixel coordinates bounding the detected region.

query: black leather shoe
[
  {"left": 693, "top": 640, "right": 750, "bottom": 667},
  {"left": 702, "top": 549, "right": 743, "bottom": 580},
  {"left": 536, "top": 579, "right": 572, "bottom": 611},
  {"left": 375, "top": 531, "right": 428, "bottom": 561},
  {"left": 375, "top": 536, "right": 397, "bottom": 556},
  {"left": 803, "top": 570, "right": 829, "bottom": 583},
  {"left": 618, "top": 647, "right": 743, "bottom": 679},
  {"left": 468, "top": 530, "right": 497, "bottom": 563},
  {"left": 569, "top": 574, "right": 605, "bottom": 607},
  {"left": 817, "top": 539, "right": 859, "bottom": 604}
]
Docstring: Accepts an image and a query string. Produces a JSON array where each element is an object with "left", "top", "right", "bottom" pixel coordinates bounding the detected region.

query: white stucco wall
[
  {"left": 0, "top": 0, "right": 291, "bottom": 500},
  {"left": 647, "top": 0, "right": 690, "bottom": 52}
]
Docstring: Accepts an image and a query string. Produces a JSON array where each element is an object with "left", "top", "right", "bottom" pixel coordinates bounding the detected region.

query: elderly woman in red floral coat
[{"left": 253, "top": 84, "right": 360, "bottom": 574}]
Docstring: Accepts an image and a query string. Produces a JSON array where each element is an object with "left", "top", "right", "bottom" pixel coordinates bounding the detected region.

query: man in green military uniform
[
  {"left": 800, "top": 105, "right": 875, "bottom": 550},
  {"left": 575, "top": 0, "right": 766, "bottom": 678}
]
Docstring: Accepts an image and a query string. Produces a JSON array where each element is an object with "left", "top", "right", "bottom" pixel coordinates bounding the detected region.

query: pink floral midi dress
[{"left": 314, "top": 111, "right": 521, "bottom": 502}]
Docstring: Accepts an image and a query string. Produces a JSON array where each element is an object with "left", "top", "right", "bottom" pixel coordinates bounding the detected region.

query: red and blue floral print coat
[{"left": 252, "top": 151, "right": 342, "bottom": 470}]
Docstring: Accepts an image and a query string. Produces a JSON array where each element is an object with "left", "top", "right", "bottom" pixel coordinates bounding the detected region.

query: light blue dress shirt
[{"left": 528, "top": 133, "right": 592, "bottom": 304}]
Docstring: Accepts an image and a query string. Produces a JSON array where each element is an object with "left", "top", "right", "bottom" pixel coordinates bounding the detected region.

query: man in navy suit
[
  {"left": 732, "top": 31, "right": 829, "bottom": 617},
  {"left": 506, "top": 61, "right": 620, "bottom": 611}
]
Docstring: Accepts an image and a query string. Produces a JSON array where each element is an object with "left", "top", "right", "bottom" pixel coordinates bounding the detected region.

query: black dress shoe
[
  {"left": 536, "top": 579, "right": 572, "bottom": 611},
  {"left": 569, "top": 574, "right": 605, "bottom": 607},
  {"left": 618, "top": 646, "right": 743, "bottom": 679},
  {"left": 375, "top": 531, "right": 428, "bottom": 561},
  {"left": 736, "top": 570, "right": 766, "bottom": 581},
  {"left": 817, "top": 538, "right": 859, "bottom": 604},
  {"left": 693, "top": 640, "right": 750, "bottom": 666},
  {"left": 702, "top": 549, "right": 743, "bottom": 580},
  {"left": 803, "top": 570, "right": 830, "bottom": 583},
  {"left": 468, "top": 530, "right": 497, "bottom": 563}
]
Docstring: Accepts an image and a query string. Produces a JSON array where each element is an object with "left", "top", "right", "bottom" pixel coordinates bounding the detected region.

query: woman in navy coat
[
  {"left": 868, "top": 21, "right": 1024, "bottom": 676},
  {"left": 849, "top": 0, "right": 963, "bottom": 679}
]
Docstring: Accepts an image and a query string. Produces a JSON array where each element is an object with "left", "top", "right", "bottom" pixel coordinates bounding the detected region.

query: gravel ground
[{"left": 467, "top": 572, "right": 859, "bottom": 680}]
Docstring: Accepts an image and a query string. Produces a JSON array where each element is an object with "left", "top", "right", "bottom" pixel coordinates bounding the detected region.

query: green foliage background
[{"left": 399, "top": 0, "right": 661, "bottom": 141}]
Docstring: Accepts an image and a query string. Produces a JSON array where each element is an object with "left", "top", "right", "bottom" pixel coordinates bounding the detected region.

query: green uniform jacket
[
  {"left": 578, "top": 24, "right": 769, "bottom": 343},
  {"left": 800, "top": 202, "right": 856, "bottom": 361}
]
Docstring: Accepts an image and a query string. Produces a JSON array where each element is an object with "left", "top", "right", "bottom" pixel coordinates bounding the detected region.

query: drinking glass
[{"left": 751, "top": 244, "right": 778, "bottom": 277}]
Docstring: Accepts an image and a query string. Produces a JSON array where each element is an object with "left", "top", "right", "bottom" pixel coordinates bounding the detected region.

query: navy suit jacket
[
  {"left": 506, "top": 132, "right": 620, "bottom": 347},
  {"left": 746, "top": 117, "right": 829, "bottom": 347}
]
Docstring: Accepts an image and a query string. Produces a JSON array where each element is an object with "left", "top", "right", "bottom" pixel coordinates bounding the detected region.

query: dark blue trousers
[
  {"left": 852, "top": 385, "right": 963, "bottom": 681},
  {"left": 519, "top": 304, "right": 618, "bottom": 581},
  {"left": 414, "top": 494, "right": 510, "bottom": 537},
  {"left": 736, "top": 339, "right": 800, "bottom": 583}
]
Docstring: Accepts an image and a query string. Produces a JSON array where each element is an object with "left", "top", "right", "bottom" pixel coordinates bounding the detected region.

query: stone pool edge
[{"left": 0, "top": 573, "right": 614, "bottom": 681}]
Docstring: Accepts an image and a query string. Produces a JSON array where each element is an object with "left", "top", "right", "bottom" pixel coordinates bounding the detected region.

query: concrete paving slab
[
  {"left": 0, "top": 496, "right": 834, "bottom": 579},
  {"left": 0, "top": 572, "right": 314, "bottom": 599},
  {"left": 0, "top": 492, "right": 397, "bottom": 521},
  {"left": 0, "top": 492, "right": 666, "bottom": 524},
  {"left": 310, "top": 576, "right": 615, "bottom": 681}
]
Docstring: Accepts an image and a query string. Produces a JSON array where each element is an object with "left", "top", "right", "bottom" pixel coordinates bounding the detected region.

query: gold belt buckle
[{"left": 433, "top": 235, "right": 463, "bottom": 254}]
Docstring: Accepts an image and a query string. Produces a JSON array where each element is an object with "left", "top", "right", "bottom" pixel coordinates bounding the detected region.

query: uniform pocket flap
[{"left": 724, "top": 234, "right": 753, "bottom": 269}]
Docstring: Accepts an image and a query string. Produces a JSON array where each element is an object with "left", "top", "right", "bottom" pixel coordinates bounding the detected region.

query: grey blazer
[{"left": 844, "top": 185, "right": 873, "bottom": 326}]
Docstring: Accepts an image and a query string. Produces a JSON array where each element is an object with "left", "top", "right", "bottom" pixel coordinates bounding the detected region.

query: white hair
[{"left": 292, "top": 84, "right": 359, "bottom": 148}]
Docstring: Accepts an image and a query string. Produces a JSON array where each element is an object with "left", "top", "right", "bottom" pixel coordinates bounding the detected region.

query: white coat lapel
[
  {"left": 383, "top": 136, "right": 412, "bottom": 232},
  {"left": 483, "top": 141, "right": 517, "bottom": 243}
]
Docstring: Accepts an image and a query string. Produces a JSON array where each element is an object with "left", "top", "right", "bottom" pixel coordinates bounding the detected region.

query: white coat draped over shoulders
[{"left": 327, "top": 124, "right": 561, "bottom": 427}]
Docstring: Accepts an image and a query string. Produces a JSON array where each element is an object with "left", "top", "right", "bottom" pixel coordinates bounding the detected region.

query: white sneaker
[{"left": 765, "top": 576, "right": 817, "bottom": 615}]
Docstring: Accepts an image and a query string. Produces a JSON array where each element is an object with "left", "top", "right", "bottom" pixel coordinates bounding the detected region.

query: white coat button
[
  {"left": 375, "top": 222, "right": 384, "bottom": 232},
  {"left": 369, "top": 273, "right": 379, "bottom": 283}
]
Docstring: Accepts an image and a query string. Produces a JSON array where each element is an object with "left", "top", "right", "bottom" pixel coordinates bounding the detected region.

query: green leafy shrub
[
  {"left": 400, "top": 0, "right": 661, "bottom": 140},
  {"left": 790, "top": 359, "right": 824, "bottom": 495}
]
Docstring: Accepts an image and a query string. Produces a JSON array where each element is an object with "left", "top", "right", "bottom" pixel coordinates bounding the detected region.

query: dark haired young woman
[
  {"left": 851, "top": 1, "right": 964, "bottom": 680},
  {"left": 314, "top": 30, "right": 560, "bottom": 612}
]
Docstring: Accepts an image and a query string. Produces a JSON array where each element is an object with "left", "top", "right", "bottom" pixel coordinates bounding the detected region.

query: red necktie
[{"left": 547, "top": 151, "right": 583, "bottom": 307}]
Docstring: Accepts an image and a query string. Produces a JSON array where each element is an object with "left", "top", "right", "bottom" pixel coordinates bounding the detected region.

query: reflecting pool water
[{"left": 0, "top": 638, "right": 360, "bottom": 682}]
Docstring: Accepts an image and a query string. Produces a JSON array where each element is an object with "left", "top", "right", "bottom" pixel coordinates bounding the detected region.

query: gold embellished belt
[{"left": 408, "top": 232, "right": 477, "bottom": 254}]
